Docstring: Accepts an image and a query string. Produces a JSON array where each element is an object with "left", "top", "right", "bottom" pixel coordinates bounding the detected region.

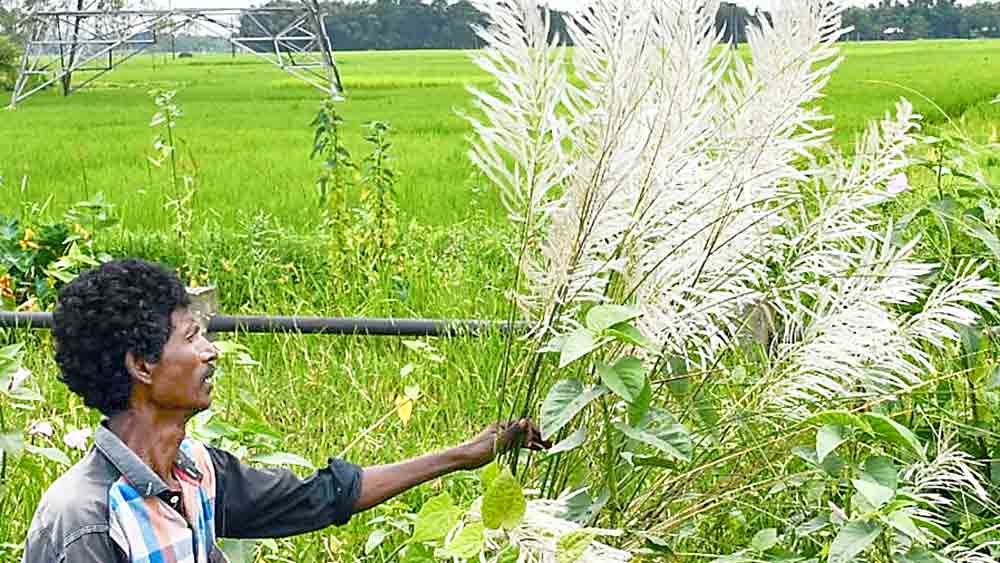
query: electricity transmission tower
[{"left": 9, "top": 0, "right": 343, "bottom": 107}]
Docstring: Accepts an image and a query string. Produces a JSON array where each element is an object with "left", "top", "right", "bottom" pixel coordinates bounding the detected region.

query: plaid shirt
[
  {"left": 107, "top": 438, "right": 220, "bottom": 562},
  {"left": 23, "top": 422, "right": 362, "bottom": 563}
]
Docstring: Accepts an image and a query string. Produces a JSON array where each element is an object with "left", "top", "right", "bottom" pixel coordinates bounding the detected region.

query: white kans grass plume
[
  {"left": 467, "top": 0, "right": 1000, "bottom": 413},
  {"left": 466, "top": 0, "right": 1000, "bottom": 559},
  {"left": 898, "top": 438, "right": 1000, "bottom": 563}
]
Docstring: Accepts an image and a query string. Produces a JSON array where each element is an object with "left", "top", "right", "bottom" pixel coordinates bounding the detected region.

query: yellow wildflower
[
  {"left": 0, "top": 274, "right": 13, "bottom": 300},
  {"left": 19, "top": 228, "right": 40, "bottom": 250}
]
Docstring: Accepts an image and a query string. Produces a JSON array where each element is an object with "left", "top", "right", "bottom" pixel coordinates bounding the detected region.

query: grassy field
[
  {"left": 1, "top": 39, "right": 1000, "bottom": 562},
  {"left": 2, "top": 40, "right": 999, "bottom": 232}
]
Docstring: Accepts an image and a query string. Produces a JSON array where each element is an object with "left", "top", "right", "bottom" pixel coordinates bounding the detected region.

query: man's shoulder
[{"left": 25, "top": 449, "right": 119, "bottom": 553}]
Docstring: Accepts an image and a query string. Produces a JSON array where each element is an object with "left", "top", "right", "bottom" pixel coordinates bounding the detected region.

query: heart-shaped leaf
[
  {"left": 816, "top": 424, "right": 846, "bottom": 462},
  {"left": 750, "top": 528, "right": 778, "bottom": 552},
  {"left": 482, "top": 467, "right": 526, "bottom": 530},
  {"left": 442, "top": 522, "right": 485, "bottom": 559},
  {"left": 559, "top": 329, "right": 600, "bottom": 368},
  {"left": 585, "top": 305, "right": 640, "bottom": 332},
  {"left": 597, "top": 356, "right": 646, "bottom": 403},
  {"left": 861, "top": 413, "right": 924, "bottom": 459},
  {"left": 547, "top": 427, "right": 587, "bottom": 455},
  {"left": 828, "top": 520, "right": 881, "bottom": 563},
  {"left": 614, "top": 421, "right": 690, "bottom": 463},
  {"left": 412, "top": 493, "right": 460, "bottom": 543},
  {"left": 540, "top": 380, "right": 606, "bottom": 441}
]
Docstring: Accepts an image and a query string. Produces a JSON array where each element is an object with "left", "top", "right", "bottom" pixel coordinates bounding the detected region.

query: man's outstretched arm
[{"left": 354, "top": 420, "right": 549, "bottom": 511}]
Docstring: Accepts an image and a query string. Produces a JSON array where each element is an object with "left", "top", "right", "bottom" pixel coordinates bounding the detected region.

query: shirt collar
[{"left": 94, "top": 421, "right": 203, "bottom": 498}]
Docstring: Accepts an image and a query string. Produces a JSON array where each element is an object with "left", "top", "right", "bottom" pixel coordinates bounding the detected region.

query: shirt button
[{"left": 171, "top": 496, "right": 179, "bottom": 504}]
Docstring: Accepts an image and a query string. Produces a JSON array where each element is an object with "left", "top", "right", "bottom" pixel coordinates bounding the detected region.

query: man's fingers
[{"left": 495, "top": 418, "right": 551, "bottom": 451}]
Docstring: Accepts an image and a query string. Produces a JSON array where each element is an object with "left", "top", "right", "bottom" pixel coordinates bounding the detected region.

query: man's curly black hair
[{"left": 53, "top": 259, "right": 190, "bottom": 417}]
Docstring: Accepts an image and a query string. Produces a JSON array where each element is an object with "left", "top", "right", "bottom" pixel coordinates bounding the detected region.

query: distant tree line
[
  {"left": 843, "top": 1, "right": 1000, "bottom": 40},
  {"left": 2, "top": 0, "right": 1000, "bottom": 59},
  {"left": 233, "top": 0, "right": 1000, "bottom": 52},
  {"left": 235, "top": 0, "right": 764, "bottom": 51}
]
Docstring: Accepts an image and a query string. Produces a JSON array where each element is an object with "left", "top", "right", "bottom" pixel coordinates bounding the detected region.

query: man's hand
[
  {"left": 458, "top": 419, "right": 551, "bottom": 470},
  {"left": 354, "top": 419, "right": 551, "bottom": 512}
]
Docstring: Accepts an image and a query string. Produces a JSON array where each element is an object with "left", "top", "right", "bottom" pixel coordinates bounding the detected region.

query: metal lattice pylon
[{"left": 9, "top": 0, "right": 343, "bottom": 107}]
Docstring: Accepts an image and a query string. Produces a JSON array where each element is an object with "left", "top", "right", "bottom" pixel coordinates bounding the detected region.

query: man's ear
[{"left": 124, "top": 351, "right": 154, "bottom": 385}]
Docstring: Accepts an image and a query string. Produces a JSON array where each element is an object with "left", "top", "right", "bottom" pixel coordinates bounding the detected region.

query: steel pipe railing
[{"left": 0, "top": 312, "right": 525, "bottom": 337}]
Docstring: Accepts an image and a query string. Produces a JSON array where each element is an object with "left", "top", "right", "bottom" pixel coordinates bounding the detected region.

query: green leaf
[
  {"left": 412, "top": 493, "right": 460, "bottom": 543},
  {"left": 796, "top": 514, "right": 830, "bottom": 536},
  {"left": 963, "top": 216, "right": 1000, "bottom": 260},
  {"left": 816, "top": 424, "right": 846, "bottom": 462},
  {"left": 482, "top": 467, "right": 526, "bottom": 530},
  {"left": 628, "top": 380, "right": 652, "bottom": 427},
  {"left": 750, "top": 528, "right": 778, "bottom": 552},
  {"left": 441, "top": 522, "right": 484, "bottom": 559},
  {"left": 959, "top": 324, "right": 985, "bottom": 365},
  {"left": 886, "top": 510, "right": 924, "bottom": 542},
  {"left": 364, "top": 529, "right": 390, "bottom": 555},
  {"left": 481, "top": 462, "right": 500, "bottom": 489},
  {"left": 400, "top": 542, "right": 436, "bottom": 563},
  {"left": 860, "top": 413, "right": 925, "bottom": 459},
  {"left": 24, "top": 445, "right": 71, "bottom": 466},
  {"left": 562, "top": 488, "right": 608, "bottom": 524},
  {"left": 606, "top": 322, "right": 658, "bottom": 352},
  {"left": 0, "top": 342, "right": 24, "bottom": 357},
  {"left": 0, "top": 432, "right": 24, "bottom": 457},
  {"left": 540, "top": 380, "right": 606, "bottom": 441},
  {"left": 547, "top": 427, "right": 586, "bottom": 455},
  {"left": 559, "top": 329, "right": 600, "bottom": 368},
  {"left": 597, "top": 356, "right": 646, "bottom": 402},
  {"left": 828, "top": 520, "right": 882, "bottom": 563},
  {"left": 494, "top": 546, "right": 520, "bottom": 563},
  {"left": 556, "top": 531, "right": 594, "bottom": 563},
  {"left": 804, "top": 411, "right": 868, "bottom": 431},
  {"left": 987, "top": 365, "right": 1000, "bottom": 391},
  {"left": 908, "top": 513, "right": 952, "bottom": 541},
  {"left": 852, "top": 478, "right": 895, "bottom": 509},
  {"left": 614, "top": 421, "right": 690, "bottom": 463},
  {"left": 248, "top": 451, "right": 315, "bottom": 470},
  {"left": 585, "top": 305, "right": 639, "bottom": 332},
  {"left": 897, "top": 547, "right": 937, "bottom": 563},
  {"left": 218, "top": 538, "right": 258, "bottom": 563},
  {"left": 863, "top": 456, "right": 898, "bottom": 490}
]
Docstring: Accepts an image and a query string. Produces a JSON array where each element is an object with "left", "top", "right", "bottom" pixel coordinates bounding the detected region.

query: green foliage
[
  {"left": 0, "top": 35, "right": 18, "bottom": 91},
  {"left": 310, "top": 99, "right": 353, "bottom": 220},
  {"left": 440, "top": 521, "right": 484, "bottom": 559},
  {"left": 828, "top": 520, "right": 882, "bottom": 563},
  {"left": 481, "top": 466, "right": 525, "bottom": 530},
  {"left": 411, "top": 493, "right": 460, "bottom": 543},
  {"left": 0, "top": 343, "right": 74, "bottom": 534},
  {"left": 148, "top": 89, "right": 198, "bottom": 273},
  {"left": 0, "top": 193, "right": 114, "bottom": 309},
  {"left": 362, "top": 120, "right": 399, "bottom": 268},
  {"left": 539, "top": 379, "right": 606, "bottom": 441},
  {"left": 556, "top": 531, "right": 594, "bottom": 563}
]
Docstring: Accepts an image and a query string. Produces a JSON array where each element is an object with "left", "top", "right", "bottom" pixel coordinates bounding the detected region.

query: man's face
[{"left": 146, "top": 307, "right": 218, "bottom": 414}]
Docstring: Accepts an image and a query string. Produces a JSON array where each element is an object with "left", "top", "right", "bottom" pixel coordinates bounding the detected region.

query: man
[{"left": 23, "top": 258, "right": 547, "bottom": 562}]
